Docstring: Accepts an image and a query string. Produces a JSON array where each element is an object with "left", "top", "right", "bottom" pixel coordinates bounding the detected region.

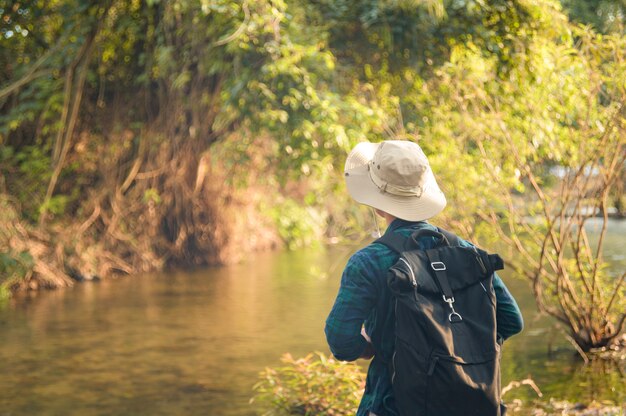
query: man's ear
[{"left": 375, "top": 209, "right": 397, "bottom": 224}]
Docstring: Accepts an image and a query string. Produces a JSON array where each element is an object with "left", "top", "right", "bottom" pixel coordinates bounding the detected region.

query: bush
[
  {"left": 252, "top": 353, "right": 625, "bottom": 416},
  {"left": 0, "top": 251, "right": 34, "bottom": 301},
  {"left": 251, "top": 352, "right": 365, "bottom": 416}
]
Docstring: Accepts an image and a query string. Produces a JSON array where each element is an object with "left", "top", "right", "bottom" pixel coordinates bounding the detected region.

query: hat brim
[{"left": 344, "top": 142, "right": 446, "bottom": 222}]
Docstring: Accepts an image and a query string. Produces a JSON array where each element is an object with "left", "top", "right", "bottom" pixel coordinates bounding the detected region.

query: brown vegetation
[{"left": 1, "top": 130, "right": 282, "bottom": 294}]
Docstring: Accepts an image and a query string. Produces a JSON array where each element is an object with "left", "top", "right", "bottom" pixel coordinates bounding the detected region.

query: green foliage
[
  {"left": 251, "top": 352, "right": 365, "bottom": 416},
  {"left": 265, "top": 197, "right": 326, "bottom": 250},
  {"left": 560, "top": 0, "right": 624, "bottom": 33},
  {"left": 0, "top": 250, "right": 34, "bottom": 300},
  {"left": 218, "top": 0, "right": 387, "bottom": 180},
  {"left": 142, "top": 188, "right": 161, "bottom": 205},
  {"left": 0, "top": 144, "right": 52, "bottom": 221},
  {"left": 38, "top": 194, "right": 67, "bottom": 216}
]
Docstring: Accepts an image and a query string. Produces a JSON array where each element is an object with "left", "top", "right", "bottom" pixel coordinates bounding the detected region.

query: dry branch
[{"left": 501, "top": 378, "right": 543, "bottom": 398}]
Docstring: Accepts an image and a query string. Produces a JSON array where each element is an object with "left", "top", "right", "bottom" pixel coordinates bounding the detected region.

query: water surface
[{"left": 1, "top": 221, "right": 624, "bottom": 415}]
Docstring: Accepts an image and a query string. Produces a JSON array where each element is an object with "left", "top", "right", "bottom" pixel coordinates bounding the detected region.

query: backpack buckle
[
  {"left": 443, "top": 295, "right": 463, "bottom": 323},
  {"left": 431, "top": 261, "right": 446, "bottom": 271}
]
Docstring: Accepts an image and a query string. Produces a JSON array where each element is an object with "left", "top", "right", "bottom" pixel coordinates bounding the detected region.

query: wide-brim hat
[{"left": 344, "top": 140, "right": 446, "bottom": 222}]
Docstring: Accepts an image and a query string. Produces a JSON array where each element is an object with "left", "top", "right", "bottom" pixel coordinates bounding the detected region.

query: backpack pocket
[
  {"left": 391, "top": 337, "right": 429, "bottom": 416},
  {"left": 424, "top": 353, "right": 501, "bottom": 416}
]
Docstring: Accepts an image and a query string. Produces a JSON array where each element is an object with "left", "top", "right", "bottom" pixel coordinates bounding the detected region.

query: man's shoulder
[
  {"left": 349, "top": 239, "right": 395, "bottom": 263},
  {"left": 343, "top": 238, "right": 401, "bottom": 276}
]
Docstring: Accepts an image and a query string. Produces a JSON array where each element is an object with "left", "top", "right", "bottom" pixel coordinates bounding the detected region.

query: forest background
[{"left": 1, "top": 0, "right": 625, "bottom": 357}]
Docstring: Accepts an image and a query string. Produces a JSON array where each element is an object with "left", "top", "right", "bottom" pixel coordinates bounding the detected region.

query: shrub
[{"left": 251, "top": 352, "right": 365, "bottom": 416}]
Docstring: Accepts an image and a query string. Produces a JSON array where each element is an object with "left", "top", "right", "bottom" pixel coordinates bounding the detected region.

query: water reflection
[{"left": 1, "top": 248, "right": 347, "bottom": 416}]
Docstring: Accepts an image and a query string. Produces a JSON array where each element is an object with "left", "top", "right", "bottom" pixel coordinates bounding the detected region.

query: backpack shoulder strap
[
  {"left": 374, "top": 231, "right": 407, "bottom": 254},
  {"left": 429, "top": 228, "right": 460, "bottom": 302},
  {"left": 436, "top": 227, "right": 461, "bottom": 247},
  {"left": 425, "top": 248, "right": 455, "bottom": 300},
  {"left": 377, "top": 226, "right": 459, "bottom": 253}
]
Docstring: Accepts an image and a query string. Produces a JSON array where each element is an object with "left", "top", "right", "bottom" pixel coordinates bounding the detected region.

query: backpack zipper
[
  {"left": 398, "top": 257, "right": 417, "bottom": 287},
  {"left": 391, "top": 299, "right": 398, "bottom": 384}
]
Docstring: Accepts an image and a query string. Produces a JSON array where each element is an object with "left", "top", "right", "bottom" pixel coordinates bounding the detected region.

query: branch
[
  {"left": 572, "top": 215, "right": 594, "bottom": 296},
  {"left": 0, "top": 69, "right": 53, "bottom": 101},
  {"left": 501, "top": 378, "right": 543, "bottom": 398},
  {"left": 474, "top": 140, "right": 543, "bottom": 263},
  {"left": 120, "top": 134, "right": 146, "bottom": 194},
  {"left": 591, "top": 139, "right": 625, "bottom": 283},
  {"left": 555, "top": 271, "right": 584, "bottom": 336},
  {"left": 212, "top": 2, "right": 250, "bottom": 46},
  {"left": 614, "top": 313, "right": 626, "bottom": 339},
  {"left": 527, "top": 167, "right": 584, "bottom": 310},
  {"left": 0, "top": 21, "right": 75, "bottom": 100},
  {"left": 77, "top": 203, "right": 102, "bottom": 236},
  {"left": 603, "top": 272, "right": 625, "bottom": 318},
  {"left": 562, "top": 330, "right": 590, "bottom": 363},
  {"left": 39, "top": 3, "right": 113, "bottom": 226}
]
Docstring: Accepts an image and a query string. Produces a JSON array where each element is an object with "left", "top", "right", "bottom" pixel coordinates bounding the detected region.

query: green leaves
[
  {"left": 0, "top": 250, "right": 34, "bottom": 301},
  {"left": 252, "top": 352, "right": 365, "bottom": 415}
]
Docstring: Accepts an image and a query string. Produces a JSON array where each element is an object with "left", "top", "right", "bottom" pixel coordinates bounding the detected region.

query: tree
[
  {"left": 411, "top": 25, "right": 626, "bottom": 351},
  {"left": 0, "top": 0, "right": 385, "bottom": 288}
]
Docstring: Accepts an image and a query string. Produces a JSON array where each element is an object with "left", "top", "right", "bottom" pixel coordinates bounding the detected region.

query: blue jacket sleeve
[
  {"left": 325, "top": 250, "right": 379, "bottom": 361},
  {"left": 493, "top": 272, "right": 524, "bottom": 340}
]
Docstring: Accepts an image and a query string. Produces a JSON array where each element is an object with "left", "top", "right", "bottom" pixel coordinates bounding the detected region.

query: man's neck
[{"left": 381, "top": 212, "right": 397, "bottom": 225}]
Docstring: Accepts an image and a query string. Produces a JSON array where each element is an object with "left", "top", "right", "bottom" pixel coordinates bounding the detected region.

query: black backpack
[{"left": 376, "top": 227, "right": 505, "bottom": 416}]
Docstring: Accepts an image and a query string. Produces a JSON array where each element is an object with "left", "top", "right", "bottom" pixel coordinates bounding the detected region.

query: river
[{"left": 1, "top": 220, "right": 624, "bottom": 415}]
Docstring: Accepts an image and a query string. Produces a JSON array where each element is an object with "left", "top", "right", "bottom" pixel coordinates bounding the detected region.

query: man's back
[{"left": 325, "top": 219, "right": 524, "bottom": 416}]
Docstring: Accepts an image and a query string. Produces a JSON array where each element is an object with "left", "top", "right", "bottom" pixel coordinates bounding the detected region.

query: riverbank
[{"left": 0, "top": 173, "right": 284, "bottom": 300}]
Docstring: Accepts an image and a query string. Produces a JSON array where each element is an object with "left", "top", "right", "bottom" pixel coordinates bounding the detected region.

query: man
[{"left": 325, "top": 140, "right": 524, "bottom": 416}]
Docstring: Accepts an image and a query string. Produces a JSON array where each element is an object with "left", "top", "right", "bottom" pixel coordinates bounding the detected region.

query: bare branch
[
  {"left": 0, "top": 69, "right": 53, "bottom": 101},
  {"left": 501, "top": 378, "right": 543, "bottom": 398},
  {"left": 40, "top": 3, "right": 114, "bottom": 226},
  {"left": 563, "top": 330, "right": 590, "bottom": 364},
  {"left": 604, "top": 272, "right": 625, "bottom": 318}
]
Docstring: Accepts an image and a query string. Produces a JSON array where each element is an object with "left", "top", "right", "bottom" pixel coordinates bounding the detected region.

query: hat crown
[
  {"left": 371, "top": 141, "right": 429, "bottom": 189},
  {"left": 343, "top": 140, "right": 446, "bottom": 222}
]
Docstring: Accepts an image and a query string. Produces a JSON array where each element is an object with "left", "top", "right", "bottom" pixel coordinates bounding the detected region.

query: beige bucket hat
[{"left": 344, "top": 140, "right": 446, "bottom": 221}]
